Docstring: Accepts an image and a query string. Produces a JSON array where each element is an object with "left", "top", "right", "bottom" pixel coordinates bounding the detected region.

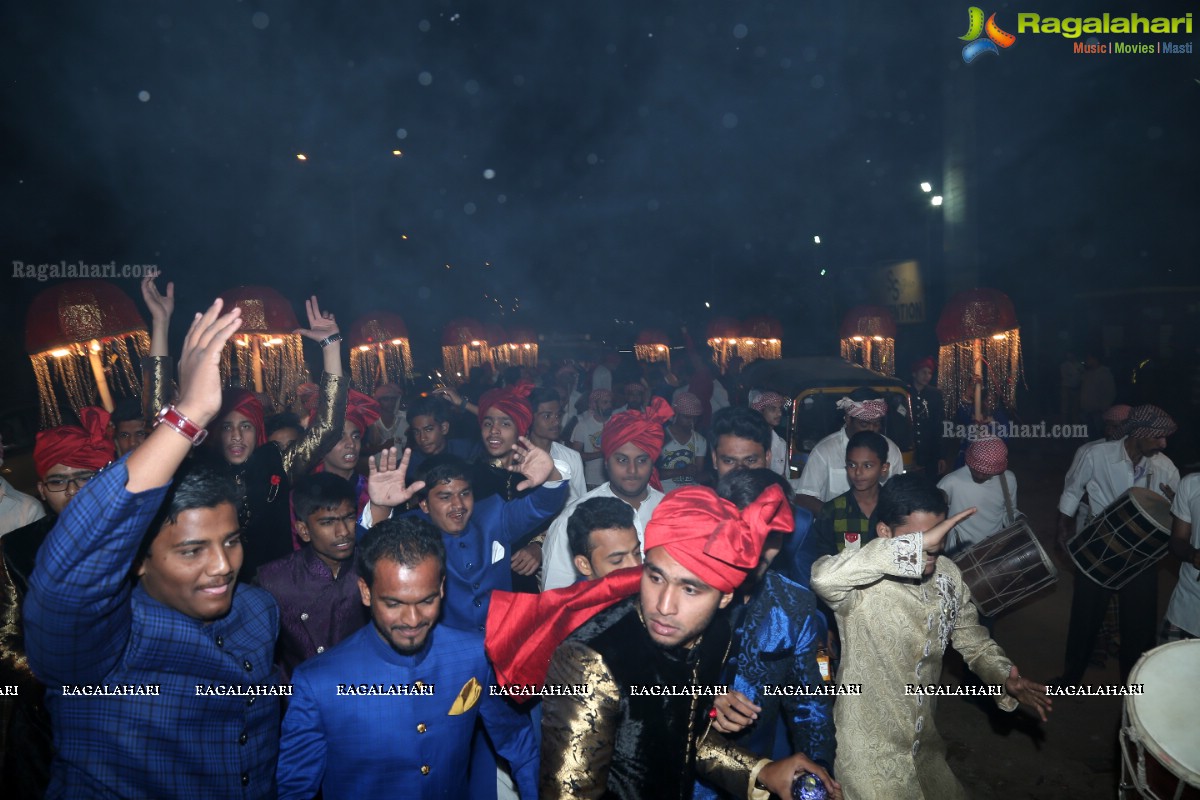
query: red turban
[
  {"left": 485, "top": 567, "right": 641, "bottom": 700},
  {"left": 965, "top": 437, "right": 1008, "bottom": 476},
  {"left": 644, "top": 484, "right": 793, "bottom": 594},
  {"left": 601, "top": 396, "right": 673, "bottom": 461},
  {"left": 602, "top": 396, "right": 674, "bottom": 491},
  {"left": 484, "top": 484, "right": 796, "bottom": 697},
  {"left": 303, "top": 387, "right": 379, "bottom": 442},
  {"left": 296, "top": 382, "right": 320, "bottom": 405},
  {"left": 34, "top": 406, "right": 114, "bottom": 476},
  {"left": 913, "top": 356, "right": 936, "bottom": 374},
  {"left": 344, "top": 390, "right": 381, "bottom": 437},
  {"left": 477, "top": 381, "right": 534, "bottom": 434},
  {"left": 213, "top": 389, "right": 267, "bottom": 447}
]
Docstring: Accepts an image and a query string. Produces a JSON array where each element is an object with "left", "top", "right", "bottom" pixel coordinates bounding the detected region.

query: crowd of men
[{"left": 0, "top": 277, "right": 1195, "bottom": 799}]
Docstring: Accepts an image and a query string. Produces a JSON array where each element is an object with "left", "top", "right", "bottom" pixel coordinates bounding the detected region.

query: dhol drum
[
  {"left": 1068, "top": 487, "right": 1172, "bottom": 590},
  {"left": 1119, "top": 640, "right": 1200, "bottom": 799},
  {"left": 952, "top": 516, "right": 1057, "bottom": 616}
]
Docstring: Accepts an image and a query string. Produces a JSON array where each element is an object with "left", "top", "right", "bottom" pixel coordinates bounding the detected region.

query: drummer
[
  {"left": 1063, "top": 404, "right": 1132, "bottom": 534},
  {"left": 1162, "top": 471, "right": 1200, "bottom": 642},
  {"left": 940, "top": 437, "right": 1017, "bottom": 559},
  {"left": 1054, "top": 404, "right": 1181, "bottom": 686}
]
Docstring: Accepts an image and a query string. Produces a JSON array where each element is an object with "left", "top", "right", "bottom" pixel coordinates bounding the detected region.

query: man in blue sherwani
[
  {"left": 363, "top": 447, "right": 571, "bottom": 634},
  {"left": 276, "top": 515, "right": 539, "bottom": 799},
  {"left": 359, "top": 444, "right": 569, "bottom": 798},
  {"left": 24, "top": 297, "right": 283, "bottom": 799}
]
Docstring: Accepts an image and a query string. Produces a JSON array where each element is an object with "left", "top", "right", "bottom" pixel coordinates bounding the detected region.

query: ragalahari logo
[{"left": 960, "top": 7, "right": 1017, "bottom": 62}]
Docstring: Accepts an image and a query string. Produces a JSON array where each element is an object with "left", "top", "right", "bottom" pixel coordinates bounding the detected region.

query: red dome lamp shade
[
  {"left": 838, "top": 305, "right": 897, "bottom": 375},
  {"left": 348, "top": 311, "right": 414, "bottom": 392},
  {"left": 25, "top": 280, "right": 149, "bottom": 427},
  {"left": 216, "top": 285, "right": 309, "bottom": 414},
  {"left": 441, "top": 317, "right": 492, "bottom": 380},
  {"left": 634, "top": 329, "right": 672, "bottom": 368},
  {"left": 705, "top": 317, "right": 743, "bottom": 373},
  {"left": 741, "top": 315, "right": 783, "bottom": 362},
  {"left": 935, "top": 288, "right": 1023, "bottom": 417},
  {"left": 494, "top": 325, "right": 539, "bottom": 369}
]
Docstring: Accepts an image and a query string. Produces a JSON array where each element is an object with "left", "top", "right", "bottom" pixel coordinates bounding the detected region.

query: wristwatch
[{"left": 156, "top": 405, "right": 208, "bottom": 445}]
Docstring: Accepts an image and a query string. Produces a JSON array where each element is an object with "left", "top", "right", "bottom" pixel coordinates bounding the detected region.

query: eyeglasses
[{"left": 42, "top": 472, "right": 97, "bottom": 492}]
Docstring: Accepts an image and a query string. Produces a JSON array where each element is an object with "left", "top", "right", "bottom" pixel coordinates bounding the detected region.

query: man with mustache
[
  {"left": 540, "top": 397, "right": 674, "bottom": 591},
  {"left": 25, "top": 297, "right": 285, "bottom": 799},
  {"left": 1055, "top": 403, "right": 1180, "bottom": 685},
  {"left": 276, "top": 516, "right": 538, "bottom": 799}
]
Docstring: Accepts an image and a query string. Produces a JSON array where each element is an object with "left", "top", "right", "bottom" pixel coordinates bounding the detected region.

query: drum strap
[{"left": 999, "top": 472, "right": 1016, "bottom": 526}]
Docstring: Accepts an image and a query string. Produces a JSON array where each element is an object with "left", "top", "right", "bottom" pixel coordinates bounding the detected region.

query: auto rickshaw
[{"left": 739, "top": 357, "right": 915, "bottom": 479}]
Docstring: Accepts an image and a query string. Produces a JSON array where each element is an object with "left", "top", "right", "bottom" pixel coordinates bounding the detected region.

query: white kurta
[
  {"left": 1057, "top": 437, "right": 1179, "bottom": 519},
  {"left": 0, "top": 476, "right": 45, "bottom": 538},
  {"left": 811, "top": 535, "right": 1016, "bottom": 800},
  {"left": 540, "top": 482, "right": 664, "bottom": 591},
  {"left": 938, "top": 467, "right": 1017, "bottom": 555},
  {"left": 1166, "top": 474, "right": 1200, "bottom": 636},
  {"left": 795, "top": 427, "right": 905, "bottom": 503},
  {"left": 768, "top": 430, "right": 788, "bottom": 477},
  {"left": 550, "top": 441, "right": 588, "bottom": 506}
]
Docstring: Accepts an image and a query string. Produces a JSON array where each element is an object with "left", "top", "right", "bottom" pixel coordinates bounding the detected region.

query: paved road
[{"left": 935, "top": 435, "right": 1187, "bottom": 799}]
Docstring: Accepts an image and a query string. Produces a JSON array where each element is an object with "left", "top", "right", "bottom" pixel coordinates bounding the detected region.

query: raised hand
[
  {"left": 126, "top": 298, "right": 241, "bottom": 492},
  {"left": 921, "top": 507, "right": 977, "bottom": 554},
  {"left": 1004, "top": 665, "right": 1052, "bottom": 722},
  {"left": 294, "top": 296, "right": 339, "bottom": 342},
  {"left": 432, "top": 387, "right": 464, "bottom": 407},
  {"left": 141, "top": 274, "right": 175, "bottom": 324},
  {"left": 507, "top": 436, "right": 558, "bottom": 492},
  {"left": 368, "top": 447, "right": 426, "bottom": 509},
  {"left": 175, "top": 299, "right": 242, "bottom": 425}
]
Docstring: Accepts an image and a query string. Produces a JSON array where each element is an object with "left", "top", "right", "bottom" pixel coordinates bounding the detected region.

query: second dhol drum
[{"left": 1068, "top": 487, "right": 1172, "bottom": 590}]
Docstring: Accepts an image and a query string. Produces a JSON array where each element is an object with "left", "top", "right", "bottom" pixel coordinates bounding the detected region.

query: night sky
[{"left": 2, "top": 1, "right": 1197, "bottom": 406}]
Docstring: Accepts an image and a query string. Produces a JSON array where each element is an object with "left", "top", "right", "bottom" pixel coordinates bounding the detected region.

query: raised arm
[
  {"left": 810, "top": 509, "right": 975, "bottom": 610},
  {"left": 363, "top": 446, "right": 426, "bottom": 526},
  {"left": 140, "top": 273, "right": 176, "bottom": 418},
  {"left": 26, "top": 299, "right": 242, "bottom": 684},
  {"left": 499, "top": 438, "right": 569, "bottom": 545},
  {"left": 281, "top": 296, "right": 347, "bottom": 477}
]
